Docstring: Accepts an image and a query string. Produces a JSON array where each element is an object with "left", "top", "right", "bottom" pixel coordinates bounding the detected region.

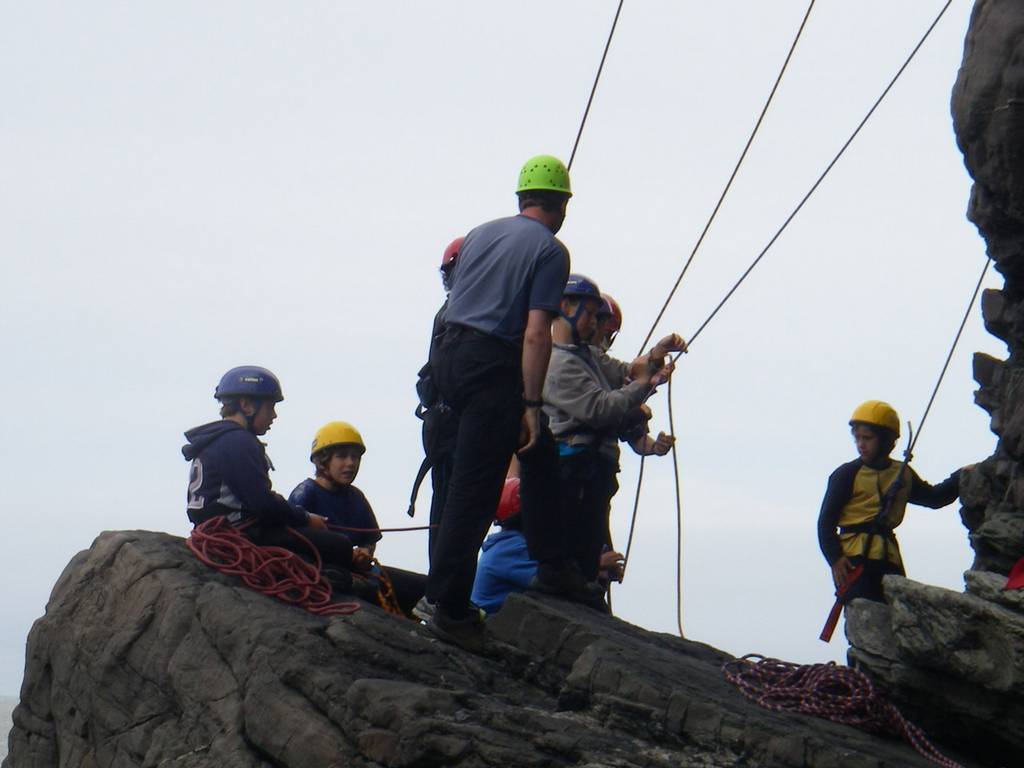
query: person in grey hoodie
[{"left": 542, "top": 277, "right": 685, "bottom": 584}]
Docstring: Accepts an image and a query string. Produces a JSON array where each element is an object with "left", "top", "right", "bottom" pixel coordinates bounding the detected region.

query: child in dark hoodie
[{"left": 182, "top": 366, "right": 358, "bottom": 590}]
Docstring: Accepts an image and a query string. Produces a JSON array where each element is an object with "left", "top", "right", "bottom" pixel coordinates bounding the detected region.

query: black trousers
[
  {"left": 558, "top": 451, "right": 619, "bottom": 581},
  {"left": 248, "top": 525, "right": 353, "bottom": 568},
  {"left": 247, "top": 524, "right": 356, "bottom": 592},
  {"left": 383, "top": 566, "right": 428, "bottom": 615},
  {"left": 424, "top": 409, "right": 457, "bottom": 565},
  {"left": 843, "top": 556, "right": 905, "bottom": 603},
  {"left": 426, "top": 330, "right": 523, "bottom": 615},
  {"left": 519, "top": 422, "right": 565, "bottom": 565}
]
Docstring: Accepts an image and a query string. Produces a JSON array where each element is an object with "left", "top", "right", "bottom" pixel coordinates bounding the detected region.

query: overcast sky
[{"left": 1, "top": 0, "right": 999, "bottom": 695}]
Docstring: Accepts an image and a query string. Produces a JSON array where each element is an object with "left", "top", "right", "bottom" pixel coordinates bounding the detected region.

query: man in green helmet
[{"left": 423, "top": 155, "right": 572, "bottom": 651}]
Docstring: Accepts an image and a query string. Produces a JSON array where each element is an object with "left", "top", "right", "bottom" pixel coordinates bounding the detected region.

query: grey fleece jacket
[{"left": 542, "top": 343, "right": 650, "bottom": 460}]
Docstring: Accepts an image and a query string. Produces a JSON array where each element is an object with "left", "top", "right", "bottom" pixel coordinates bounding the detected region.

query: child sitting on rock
[
  {"left": 290, "top": 421, "right": 426, "bottom": 616},
  {"left": 182, "top": 366, "right": 359, "bottom": 595}
]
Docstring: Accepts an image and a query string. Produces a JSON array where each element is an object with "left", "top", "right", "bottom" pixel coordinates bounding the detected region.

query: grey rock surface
[
  {"left": 952, "top": 0, "right": 1024, "bottom": 575},
  {"left": 3, "top": 531, "right": 965, "bottom": 768},
  {"left": 846, "top": 576, "right": 1024, "bottom": 766},
  {"left": 965, "top": 569, "right": 1024, "bottom": 612}
]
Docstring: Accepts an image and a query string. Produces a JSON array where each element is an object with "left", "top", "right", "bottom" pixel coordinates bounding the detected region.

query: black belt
[
  {"left": 443, "top": 323, "right": 519, "bottom": 351},
  {"left": 445, "top": 323, "right": 493, "bottom": 340},
  {"left": 840, "top": 522, "right": 894, "bottom": 535}
]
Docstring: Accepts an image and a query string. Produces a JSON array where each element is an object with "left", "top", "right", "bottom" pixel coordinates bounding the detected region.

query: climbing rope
[
  {"left": 906, "top": 256, "right": 992, "bottom": 457},
  {"left": 329, "top": 523, "right": 434, "bottom": 534},
  {"left": 186, "top": 516, "right": 361, "bottom": 616},
  {"left": 619, "top": 1, "right": 818, "bottom": 627},
  {"left": 621, "top": 0, "right": 958, "bottom": 635},
  {"left": 567, "top": 0, "right": 625, "bottom": 171},
  {"left": 637, "top": 0, "right": 817, "bottom": 354},
  {"left": 722, "top": 655, "right": 964, "bottom": 768},
  {"left": 677, "top": 0, "right": 955, "bottom": 354},
  {"left": 622, "top": 453, "right": 646, "bottom": 576},
  {"left": 667, "top": 375, "right": 684, "bottom": 638}
]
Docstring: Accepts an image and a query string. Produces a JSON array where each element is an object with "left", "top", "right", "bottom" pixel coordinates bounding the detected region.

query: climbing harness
[
  {"left": 567, "top": 0, "right": 624, "bottom": 171},
  {"left": 407, "top": 399, "right": 457, "bottom": 518},
  {"left": 370, "top": 559, "right": 405, "bottom": 617},
  {"left": 820, "top": 424, "right": 915, "bottom": 642},
  {"left": 722, "top": 654, "right": 964, "bottom": 768},
  {"left": 186, "top": 516, "right": 361, "bottom": 616}
]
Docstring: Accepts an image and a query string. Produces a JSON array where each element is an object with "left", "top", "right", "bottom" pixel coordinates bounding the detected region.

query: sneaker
[
  {"left": 413, "top": 596, "right": 486, "bottom": 623},
  {"left": 426, "top": 607, "right": 489, "bottom": 654},
  {"left": 412, "top": 596, "right": 435, "bottom": 622}
]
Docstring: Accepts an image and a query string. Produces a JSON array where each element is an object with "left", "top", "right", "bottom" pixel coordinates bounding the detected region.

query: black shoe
[
  {"left": 529, "top": 563, "right": 608, "bottom": 611},
  {"left": 349, "top": 573, "right": 382, "bottom": 602},
  {"left": 414, "top": 597, "right": 486, "bottom": 623},
  {"left": 411, "top": 596, "right": 435, "bottom": 622},
  {"left": 321, "top": 567, "right": 353, "bottom": 594},
  {"left": 426, "top": 607, "right": 489, "bottom": 654}
]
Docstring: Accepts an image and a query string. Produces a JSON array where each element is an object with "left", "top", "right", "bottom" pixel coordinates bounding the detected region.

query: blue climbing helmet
[
  {"left": 214, "top": 366, "right": 284, "bottom": 403},
  {"left": 563, "top": 273, "right": 601, "bottom": 302},
  {"left": 561, "top": 274, "right": 602, "bottom": 344}
]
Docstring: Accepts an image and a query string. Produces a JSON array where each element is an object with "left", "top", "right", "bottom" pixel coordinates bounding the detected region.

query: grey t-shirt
[{"left": 443, "top": 214, "right": 570, "bottom": 344}]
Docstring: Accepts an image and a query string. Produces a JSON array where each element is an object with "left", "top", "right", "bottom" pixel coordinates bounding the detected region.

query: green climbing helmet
[{"left": 516, "top": 155, "right": 572, "bottom": 197}]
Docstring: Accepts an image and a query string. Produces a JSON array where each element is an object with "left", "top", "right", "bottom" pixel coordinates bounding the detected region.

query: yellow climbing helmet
[
  {"left": 516, "top": 154, "right": 572, "bottom": 197},
  {"left": 310, "top": 421, "right": 366, "bottom": 460},
  {"left": 849, "top": 400, "right": 900, "bottom": 436}
]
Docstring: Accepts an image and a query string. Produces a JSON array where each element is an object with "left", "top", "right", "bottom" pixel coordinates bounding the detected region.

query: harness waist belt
[{"left": 839, "top": 522, "right": 895, "bottom": 535}]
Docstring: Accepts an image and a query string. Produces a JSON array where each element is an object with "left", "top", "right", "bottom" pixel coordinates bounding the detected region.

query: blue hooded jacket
[
  {"left": 182, "top": 420, "right": 307, "bottom": 528},
  {"left": 470, "top": 528, "right": 538, "bottom": 614}
]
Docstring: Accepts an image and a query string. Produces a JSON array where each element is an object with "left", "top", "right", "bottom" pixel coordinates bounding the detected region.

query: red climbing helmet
[
  {"left": 495, "top": 477, "right": 521, "bottom": 523},
  {"left": 441, "top": 237, "right": 464, "bottom": 271},
  {"left": 600, "top": 293, "right": 622, "bottom": 334}
]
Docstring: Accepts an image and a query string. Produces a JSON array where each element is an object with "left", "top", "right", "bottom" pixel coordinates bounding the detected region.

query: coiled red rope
[
  {"left": 722, "top": 655, "right": 962, "bottom": 768},
  {"left": 186, "top": 516, "right": 361, "bottom": 616}
]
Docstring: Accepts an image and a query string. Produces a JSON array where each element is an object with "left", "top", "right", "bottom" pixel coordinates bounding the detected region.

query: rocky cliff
[
  {"left": 842, "top": 2, "right": 1024, "bottom": 766},
  {"left": 3, "top": 531, "right": 968, "bottom": 768},
  {"left": 7, "top": 4, "right": 1024, "bottom": 768}
]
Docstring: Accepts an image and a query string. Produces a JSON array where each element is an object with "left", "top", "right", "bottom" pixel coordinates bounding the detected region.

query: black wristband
[{"left": 523, "top": 398, "right": 543, "bottom": 408}]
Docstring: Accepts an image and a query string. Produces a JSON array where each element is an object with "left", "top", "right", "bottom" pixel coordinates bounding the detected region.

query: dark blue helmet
[
  {"left": 214, "top": 366, "right": 284, "bottom": 402},
  {"left": 563, "top": 273, "right": 601, "bottom": 301}
]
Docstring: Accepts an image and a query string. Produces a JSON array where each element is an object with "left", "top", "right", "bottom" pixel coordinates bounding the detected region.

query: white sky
[{"left": 1, "top": 0, "right": 1000, "bottom": 695}]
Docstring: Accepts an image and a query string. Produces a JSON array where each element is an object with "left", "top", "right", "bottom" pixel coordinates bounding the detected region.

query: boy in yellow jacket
[{"left": 817, "top": 400, "right": 962, "bottom": 603}]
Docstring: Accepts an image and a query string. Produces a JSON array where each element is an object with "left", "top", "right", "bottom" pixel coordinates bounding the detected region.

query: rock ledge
[{"left": 3, "top": 531, "right": 966, "bottom": 768}]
